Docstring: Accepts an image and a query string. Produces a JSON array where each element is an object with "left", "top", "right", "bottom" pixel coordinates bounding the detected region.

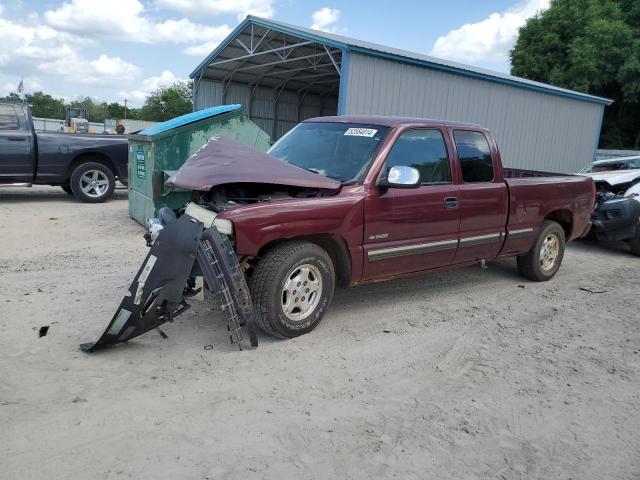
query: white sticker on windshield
[{"left": 344, "top": 128, "right": 378, "bottom": 137}]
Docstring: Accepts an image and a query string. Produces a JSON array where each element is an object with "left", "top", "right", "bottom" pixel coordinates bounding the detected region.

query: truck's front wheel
[
  {"left": 70, "top": 162, "right": 115, "bottom": 203},
  {"left": 250, "top": 241, "right": 335, "bottom": 338},
  {"left": 516, "top": 220, "right": 566, "bottom": 281}
]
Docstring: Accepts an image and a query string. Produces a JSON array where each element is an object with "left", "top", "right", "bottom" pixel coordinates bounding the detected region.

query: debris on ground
[{"left": 579, "top": 285, "right": 607, "bottom": 294}]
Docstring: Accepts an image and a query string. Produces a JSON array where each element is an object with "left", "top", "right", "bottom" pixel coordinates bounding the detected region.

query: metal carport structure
[
  {"left": 191, "top": 16, "right": 613, "bottom": 172},
  {"left": 191, "top": 17, "right": 344, "bottom": 140}
]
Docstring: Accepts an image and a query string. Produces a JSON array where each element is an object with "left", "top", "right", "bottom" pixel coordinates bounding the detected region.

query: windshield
[
  {"left": 268, "top": 122, "right": 389, "bottom": 183},
  {"left": 581, "top": 158, "right": 640, "bottom": 173}
]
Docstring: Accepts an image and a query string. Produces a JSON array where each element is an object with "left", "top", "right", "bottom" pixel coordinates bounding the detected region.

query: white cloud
[
  {"left": 429, "top": 0, "right": 550, "bottom": 63},
  {"left": 156, "top": 0, "right": 275, "bottom": 21},
  {"left": 119, "top": 70, "right": 187, "bottom": 104},
  {"left": 0, "top": 4, "right": 4, "bottom": 16},
  {"left": 153, "top": 19, "right": 231, "bottom": 45},
  {"left": 0, "top": 17, "right": 75, "bottom": 68},
  {"left": 0, "top": 76, "right": 45, "bottom": 96},
  {"left": 310, "top": 7, "right": 340, "bottom": 33},
  {"left": 39, "top": 53, "right": 141, "bottom": 85},
  {"left": 44, "top": 0, "right": 232, "bottom": 45},
  {"left": 44, "top": 0, "right": 148, "bottom": 40},
  {"left": 0, "top": 12, "right": 141, "bottom": 90},
  {"left": 183, "top": 40, "right": 223, "bottom": 56}
]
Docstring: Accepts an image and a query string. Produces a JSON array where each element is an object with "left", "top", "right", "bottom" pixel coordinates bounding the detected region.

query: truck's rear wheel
[
  {"left": 70, "top": 162, "right": 115, "bottom": 203},
  {"left": 250, "top": 241, "right": 335, "bottom": 338},
  {"left": 517, "top": 220, "right": 566, "bottom": 281}
]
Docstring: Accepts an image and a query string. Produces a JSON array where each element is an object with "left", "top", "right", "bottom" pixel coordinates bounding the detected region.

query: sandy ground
[{"left": 0, "top": 185, "right": 639, "bottom": 480}]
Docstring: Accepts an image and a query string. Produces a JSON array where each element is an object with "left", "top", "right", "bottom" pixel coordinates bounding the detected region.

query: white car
[
  {"left": 580, "top": 156, "right": 640, "bottom": 255},
  {"left": 580, "top": 156, "right": 640, "bottom": 197}
]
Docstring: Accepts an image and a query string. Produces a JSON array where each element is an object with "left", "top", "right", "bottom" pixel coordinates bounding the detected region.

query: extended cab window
[
  {"left": 0, "top": 104, "right": 19, "bottom": 130},
  {"left": 453, "top": 130, "right": 494, "bottom": 182},
  {"left": 385, "top": 129, "right": 451, "bottom": 184}
]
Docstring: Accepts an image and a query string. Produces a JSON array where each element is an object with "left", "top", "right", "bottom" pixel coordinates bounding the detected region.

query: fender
[{"left": 217, "top": 189, "right": 366, "bottom": 256}]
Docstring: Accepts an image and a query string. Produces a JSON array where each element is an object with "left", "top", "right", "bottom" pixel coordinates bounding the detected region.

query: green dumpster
[{"left": 127, "top": 104, "right": 270, "bottom": 225}]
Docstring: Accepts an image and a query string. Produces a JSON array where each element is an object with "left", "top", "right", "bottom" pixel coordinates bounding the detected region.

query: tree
[
  {"left": 24, "top": 91, "right": 65, "bottom": 119},
  {"left": 140, "top": 81, "right": 192, "bottom": 122},
  {"left": 67, "top": 97, "right": 109, "bottom": 123},
  {"left": 106, "top": 102, "right": 126, "bottom": 119},
  {"left": 510, "top": 0, "right": 640, "bottom": 149},
  {"left": 1, "top": 93, "right": 22, "bottom": 102}
]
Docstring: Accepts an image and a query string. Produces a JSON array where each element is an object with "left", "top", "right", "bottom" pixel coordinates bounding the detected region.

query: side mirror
[{"left": 378, "top": 166, "right": 421, "bottom": 189}]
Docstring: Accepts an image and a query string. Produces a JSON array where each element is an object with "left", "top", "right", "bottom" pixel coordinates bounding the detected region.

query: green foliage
[
  {"left": 25, "top": 92, "right": 65, "bottom": 119},
  {"left": 510, "top": 0, "right": 640, "bottom": 149},
  {"left": 140, "top": 81, "right": 192, "bottom": 122},
  {"left": 1, "top": 82, "right": 192, "bottom": 124},
  {"left": 1, "top": 92, "right": 22, "bottom": 102}
]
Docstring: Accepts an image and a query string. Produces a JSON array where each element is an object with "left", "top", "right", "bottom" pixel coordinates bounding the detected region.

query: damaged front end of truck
[
  {"left": 584, "top": 168, "right": 640, "bottom": 255},
  {"left": 81, "top": 136, "right": 341, "bottom": 352}
]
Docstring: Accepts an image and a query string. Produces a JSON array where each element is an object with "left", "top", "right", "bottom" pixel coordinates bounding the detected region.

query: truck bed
[
  {"left": 503, "top": 167, "right": 573, "bottom": 178},
  {"left": 501, "top": 169, "right": 594, "bottom": 254}
]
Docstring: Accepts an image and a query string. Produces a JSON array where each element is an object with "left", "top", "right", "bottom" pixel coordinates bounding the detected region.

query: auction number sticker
[
  {"left": 136, "top": 151, "right": 146, "bottom": 179},
  {"left": 344, "top": 128, "right": 378, "bottom": 137}
]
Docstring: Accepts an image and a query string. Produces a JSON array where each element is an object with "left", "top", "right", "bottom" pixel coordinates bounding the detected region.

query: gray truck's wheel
[
  {"left": 250, "top": 241, "right": 335, "bottom": 338},
  {"left": 629, "top": 226, "right": 640, "bottom": 256},
  {"left": 517, "top": 220, "right": 566, "bottom": 281},
  {"left": 70, "top": 162, "right": 115, "bottom": 203}
]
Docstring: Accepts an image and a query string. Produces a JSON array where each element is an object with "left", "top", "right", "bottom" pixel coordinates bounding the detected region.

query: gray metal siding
[
  {"left": 194, "top": 78, "right": 338, "bottom": 141},
  {"left": 194, "top": 78, "right": 223, "bottom": 110},
  {"left": 344, "top": 53, "right": 604, "bottom": 173}
]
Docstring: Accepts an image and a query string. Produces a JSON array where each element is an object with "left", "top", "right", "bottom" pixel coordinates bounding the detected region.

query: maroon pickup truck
[{"left": 162, "top": 116, "right": 595, "bottom": 340}]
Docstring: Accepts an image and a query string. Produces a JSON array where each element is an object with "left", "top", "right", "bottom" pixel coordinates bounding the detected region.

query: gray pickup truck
[{"left": 0, "top": 101, "right": 128, "bottom": 202}]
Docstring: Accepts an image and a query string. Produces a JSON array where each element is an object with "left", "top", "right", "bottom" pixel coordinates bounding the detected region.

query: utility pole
[{"left": 123, "top": 98, "right": 128, "bottom": 120}]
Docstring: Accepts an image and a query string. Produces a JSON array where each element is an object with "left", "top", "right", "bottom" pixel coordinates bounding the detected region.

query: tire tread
[
  {"left": 70, "top": 161, "right": 115, "bottom": 203},
  {"left": 516, "top": 220, "right": 565, "bottom": 282},
  {"left": 629, "top": 227, "right": 640, "bottom": 256},
  {"left": 250, "top": 241, "right": 332, "bottom": 338}
]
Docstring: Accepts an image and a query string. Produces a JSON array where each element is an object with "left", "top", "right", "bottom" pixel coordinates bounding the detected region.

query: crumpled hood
[
  {"left": 585, "top": 169, "right": 640, "bottom": 186},
  {"left": 166, "top": 136, "right": 341, "bottom": 191}
]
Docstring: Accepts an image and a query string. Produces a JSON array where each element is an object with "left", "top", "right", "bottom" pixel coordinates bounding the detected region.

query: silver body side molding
[
  {"left": 507, "top": 228, "right": 534, "bottom": 239},
  {"left": 368, "top": 239, "right": 459, "bottom": 262},
  {"left": 458, "top": 232, "right": 503, "bottom": 246},
  {"left": 367, "top": 230, "right": 510, "bottom": 262}
]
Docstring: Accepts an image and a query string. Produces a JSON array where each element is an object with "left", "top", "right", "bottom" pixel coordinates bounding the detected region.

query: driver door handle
[{"left": 443, "top": 197, "right": 459, "bottom": 209}]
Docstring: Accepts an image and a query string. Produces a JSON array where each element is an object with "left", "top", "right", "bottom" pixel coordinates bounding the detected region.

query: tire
[
  {"left": 61, "top": 185, "right": 73, "bottom": 195},
  {"left": 69, "top": 162, "right": 115, "bottom": 203},
  {"left": 516, "top": 220, "right": 566, "bottom": 282},
  {"left": 250, "top": 241, "right": 335, "bottom": 338},
  {"left": 629, "top": 226, "right": 640, "bottom": 257}
]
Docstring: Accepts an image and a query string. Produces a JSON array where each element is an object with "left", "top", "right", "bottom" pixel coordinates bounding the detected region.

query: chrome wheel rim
[
  {"left": 281, "top": 264, "right": 322, "bottom": 322},
  {"left": 539, "top": 234, "right": 559, "bottom": 271},
  {"left": 80, "top": 170, "right": 109, "bottom": 198}
]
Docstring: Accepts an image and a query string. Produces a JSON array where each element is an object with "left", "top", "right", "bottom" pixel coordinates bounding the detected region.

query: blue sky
[{"left": 0, "top": 0, "right": 549, "bottom": 106}]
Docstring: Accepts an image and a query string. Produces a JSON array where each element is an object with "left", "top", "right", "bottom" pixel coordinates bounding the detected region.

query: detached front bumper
[{"left": 80, "top": 210, "right": 258, "bottom": 352}]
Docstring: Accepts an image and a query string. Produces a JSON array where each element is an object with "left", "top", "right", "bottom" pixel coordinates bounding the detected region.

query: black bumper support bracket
[{"left": 80, "top": 213, "right": 258, "bottom": 353}]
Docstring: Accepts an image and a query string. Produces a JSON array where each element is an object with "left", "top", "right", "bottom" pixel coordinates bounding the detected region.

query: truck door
[
  {"left": 363, "top": 128, "right": 461, "bottom": 280},
  {"left": 0, "top": 104, "right": 33, "bottom": 181},
  {"left": 449, "top": 129, "right": 508, "bottom": 264}
]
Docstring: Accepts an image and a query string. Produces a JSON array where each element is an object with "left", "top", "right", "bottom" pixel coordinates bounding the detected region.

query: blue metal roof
[
  {"left": 137, "top": 104, "right": 241, "bottom": 136},
  {"left": 191, "top": 16, "right": 613, "bottom": 106}
]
